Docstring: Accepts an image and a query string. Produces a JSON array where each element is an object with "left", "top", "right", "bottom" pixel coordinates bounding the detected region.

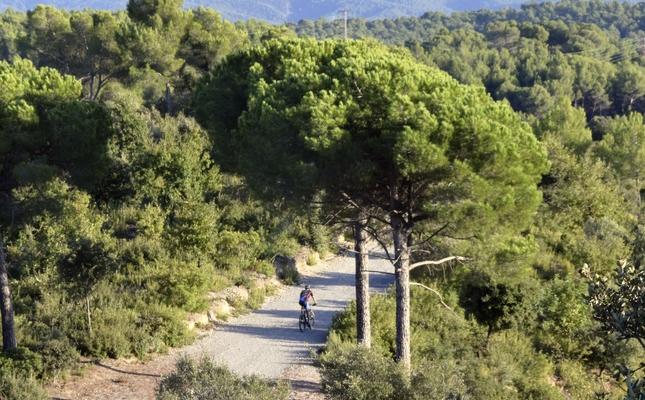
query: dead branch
[
  {"left": 409, "top": 282, "right": 456, "bottom": 314},
  {"left": 409, "top": 256, "right": 471, "bottom": 271}
]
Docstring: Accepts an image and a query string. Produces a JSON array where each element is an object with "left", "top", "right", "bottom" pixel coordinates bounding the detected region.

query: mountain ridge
[{"left": 1, "top": 0, "right": 544, "bottom": 23}]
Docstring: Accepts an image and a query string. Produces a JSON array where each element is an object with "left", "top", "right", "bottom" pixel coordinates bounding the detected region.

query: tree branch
[
  {"left": 409, "top": 256, "right": 471, "bottom": 271},
  {"left": 409, "top": 282, "right": 456, "bottom": 314},
  {"left": 363, "top": 225, "right": 395, "bottom": 263},
  {"left": 409, "top": 222, "right": 451, "bottom": 249}
]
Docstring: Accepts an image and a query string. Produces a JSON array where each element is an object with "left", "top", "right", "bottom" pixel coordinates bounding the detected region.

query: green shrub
[
  {"left": 0, "top": 375, "right": 49, "bottom": 400},
  {"left": 329, "top": 294, "right": 397, "bottom": 359},
  {"left": 459, "top": 272, "right": 540, "bottom": 338},
  {"left": 0, "top": 347, "right": 43, "bottom": 379},
  {"left": 156, "top": 354, "right": 290, "bottom": 400},
  {"left": 308, "top": 221, "right": 332, "bottom": 257},
  {"left": 246, "top": 286, "right": 266, "bottom": 310},
  {"left": 227, "top": 295, "right": 250, "bottom": 317},
  {"left": 481, "top": 331, "right": 562, "bottom": 400},
  {"left": 32, "top": 330, "right": 79, "bottom": 379},
  {"left": 135, "top": 302, "right": 195, "bottom": 349},
  {"left": 410, "top": 359, "right": 467, "bottom": 399},
  {"left": 83, "top": 325, "right": 132, "bottom": 359},
  {"left": 319, "top": 333, "right": 410, "bottom": 400},
  {"left": 254, "top": 260, "right": 275, "bottom": 276},
  {"left": 129, "top": 328, "right": 160, "bottom": 360},
  {"left": 306, "top": 251, "right": 318, "bottom": 266},
  {"left": 556, "top": 360, "right": 604, "bottom": 400},
  {"left": 537, "top": 277, "right": 594, "bottom": 359},
  {"left": 157, "top": 260, "right": 209, "bottom": 313},
  {"left": 280, "top": 263, "right": 299, "bottom": 285}
]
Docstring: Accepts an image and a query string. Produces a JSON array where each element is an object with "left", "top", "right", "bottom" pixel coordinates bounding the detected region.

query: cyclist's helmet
[{"left": 305, "top": 284, "right": 311, "bottom": 289}]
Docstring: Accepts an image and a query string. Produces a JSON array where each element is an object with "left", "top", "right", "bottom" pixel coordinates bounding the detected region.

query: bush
[
  {"left": 280, "top": 263, "right": 299, "bottom": 285},
  {"left": 157, "top": 260, "right": 209, "bottom": 313},
  {"left": 134, "top": 302, "right": 195, "bottom": 349},
  {"left": 536, "top": 277, "right": 594, "bottom": 359},
  {"left": 410, "top": 359, "right": 467, "bottom": 399},
  {"left": 329, "top": 294, "right": 397, "bottom": 358},
  {"left": 246, "top": 285, "right": 266, "bottom": 310},
  {"left": 556, "top": 360, "right": 604, "bottom": 400},
  {"left": 0, "top": 347, "right": 42, "bottom": 379},
  {"left": 319, "top": 334, "right": 410, "bottom": 400},
  {"left": 306, "top": 251, "right": 318, "bottom": 266},
  {"left": 32, "top": 330, "right": 79, "bottom": 379},
  {"left": 459, "top": 272, "right": 540, "bottom": 338},
  {"left": 156, "top": 354, "right": 290, "bottom": 400},
  {"left": 0, "top": 375, "right": 49, "bottom": 400}
]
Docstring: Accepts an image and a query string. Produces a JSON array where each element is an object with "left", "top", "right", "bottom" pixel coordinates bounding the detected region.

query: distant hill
[
  {"left": 1, "top": 0, "right": 547, "bottom": 23},
  {"left": 1, "top": 0, "right": 642, "bottom": 23}
]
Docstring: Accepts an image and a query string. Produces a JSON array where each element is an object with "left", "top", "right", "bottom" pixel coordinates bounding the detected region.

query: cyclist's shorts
[{"left": 304, "top": 302, "right": 311, "bottom": 311}]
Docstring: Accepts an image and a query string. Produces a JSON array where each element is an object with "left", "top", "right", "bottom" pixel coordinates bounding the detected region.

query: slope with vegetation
[{"left": 1, "top": 0, "right": 645, "bottom": 399}]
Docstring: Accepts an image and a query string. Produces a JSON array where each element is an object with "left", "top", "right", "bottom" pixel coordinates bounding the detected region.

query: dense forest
[
  {"left": 0, "top": 0, "right": 583, "bottom": 24},
  {"left": 2, "top": 0, "right": 645, "bottom": 398}
]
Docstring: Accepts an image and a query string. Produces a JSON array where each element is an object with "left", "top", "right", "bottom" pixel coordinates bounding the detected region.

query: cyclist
[{"left": 299, "top": 284, "right": 317, "bottom": 325}]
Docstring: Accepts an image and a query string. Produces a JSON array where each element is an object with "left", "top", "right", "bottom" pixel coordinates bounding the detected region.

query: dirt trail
[{"left": 48, "top": 250, "right": 394, "bottom": 400}]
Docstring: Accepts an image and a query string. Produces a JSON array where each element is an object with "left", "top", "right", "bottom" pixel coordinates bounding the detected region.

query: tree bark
[
  {"left": 89, "top": 68, "right": 95, "bottom": 101},
  {"left": 166, "top": 83, "right": 172, "bottom": 116},
  {"left": 354, "top": 216, "right": 370, "bottom": 347},
  {"left": 0, "top": 233, "right": 16, "bottom": 350},
  {"left": 391, "top": 213, "right": 411, "bottom": 367},
  {"left": 85, "top": 294, "right": 92, "bottom": 336}
]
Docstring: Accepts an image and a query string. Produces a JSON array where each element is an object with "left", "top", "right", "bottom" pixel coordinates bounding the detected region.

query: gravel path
[{"left": 48, "top": 250, "right": 394, "bottom": 400}]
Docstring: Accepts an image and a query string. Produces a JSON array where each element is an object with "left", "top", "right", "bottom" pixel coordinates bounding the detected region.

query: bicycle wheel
[
  {"left": 308, "top": 310, "right": 315, "bottom": 329},
  {"left": 299, "top": 313, "right": 307, "bottom": 332}
]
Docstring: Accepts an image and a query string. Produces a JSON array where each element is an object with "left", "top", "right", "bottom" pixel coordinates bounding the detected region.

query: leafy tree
[
  {"left": 583, "top": 262, "right": 645, "bottom": 398},
  {"left": 0, "top": 59, "right": 113, "bottom": 350},
  {"left": 594, "top": 113, "right": 645, "bottom": 212},
  {"left": 459, "top": 273, "right": 539, "bottom": 340},
  {"left": 58, "top": 238, "right": 117, "bottom": 335},
  {"left": 68, "top": 11, "right": 126, "bottom": 100},
  {"left": 179, "top": 7, "right": 249, "bottom": 73},
  {"left": 0, "top": 59, "right": 114, "bottom": 193},
  {"left": 195, "top": 38, "right": 548, "bottom": 366},
  {"left": 0, "top": 8, "right": 26, "bottom": 63},
  {"left": 23, "top": 6, "right": 73, "bottom": 73},
  {"left": 533, "top": 97, "right": 592, "bottom": 155},
  {"left": 127, "top": 0, "right": 184, "bottom": 29},
  {"left": 611, "top": 62, "right": 645, "bottom": 114}
]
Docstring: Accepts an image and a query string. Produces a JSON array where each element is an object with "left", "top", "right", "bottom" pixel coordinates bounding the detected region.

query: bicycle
[{"left": 299, "top": 304, "right": 316, "bottom": 332}]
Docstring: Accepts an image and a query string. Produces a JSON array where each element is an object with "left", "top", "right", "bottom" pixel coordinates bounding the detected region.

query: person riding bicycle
[{"left": 299, "top": 284, "right": 317, "bottom": 318}]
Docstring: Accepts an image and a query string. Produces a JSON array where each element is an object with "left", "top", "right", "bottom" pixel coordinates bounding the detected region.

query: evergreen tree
[{"left": 195, "top": 38, "right": 549, "bottom": 366}]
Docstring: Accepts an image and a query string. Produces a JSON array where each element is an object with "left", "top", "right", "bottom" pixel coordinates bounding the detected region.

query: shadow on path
[{"left": 94, "top": 362, "right": 162, "bottom": 378}]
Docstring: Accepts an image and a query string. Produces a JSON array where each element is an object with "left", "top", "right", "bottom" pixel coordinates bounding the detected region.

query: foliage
[
  {"left": 278, "top": 263, "right": 299, "bottom": 285},
  {"left": 459, "top": 272, "right": 540, "bottom": 338},
  {"left": 0, "top": 347, "right": 42, "bottom": 379},
  {"left": 0, "top": 375, "right": 49, "bottom": 400},
  {"left": 583, "top": 262, "right": 645, "bottom": 399},
  {"left": 319, "top": 334, "right": 410, "bottom": 400},
  {"left": 156, "top": 354, "right": 290, "bottom": 400},
  {"left": 31, "top": 330, "right": 79, "bottom": 379},
  {"left": 1, "top": 0, "right": 645, "bottom": 396}
]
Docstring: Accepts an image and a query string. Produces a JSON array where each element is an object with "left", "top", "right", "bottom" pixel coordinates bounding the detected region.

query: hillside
[
  {"left": 4, "top": 0, "right": 645, "bottom": 398},
  {"left": 1, "top": 0, "right": 546, "bottom": 23}
]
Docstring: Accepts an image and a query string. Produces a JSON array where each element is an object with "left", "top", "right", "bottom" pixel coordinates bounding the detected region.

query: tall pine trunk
[
  {"left": 391, "top": 213, "right": 410, "bottom": 367},
  {"left": 85, "top": 294, "right": 92, "bottom": 336},
  {"left": 354, "top": 218, "right": 370, "bottom": 347},
  {"left": 0, "top": 233, "right": 16, "bottom": 350}
]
